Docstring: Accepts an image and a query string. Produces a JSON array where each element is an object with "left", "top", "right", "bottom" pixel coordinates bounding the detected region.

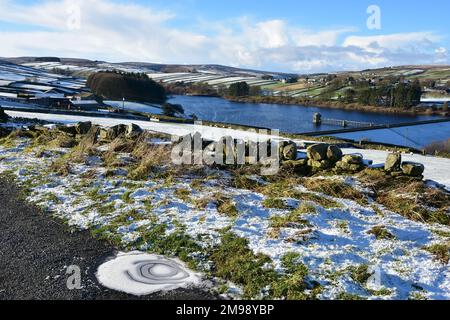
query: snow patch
[{"left": 96, "top": 251, "right": 203, "bottom": 296}]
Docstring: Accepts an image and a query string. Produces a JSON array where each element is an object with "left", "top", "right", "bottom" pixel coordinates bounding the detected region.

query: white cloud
[
  {"left": 292, "top": 28, "right": 356, "bottom": 47},
  {"left": 343, "top": 32, "right": 442, "bottom": 53},
  {"left": 253, "top": 20, "right": 289, "bottom": 49},
  {"left": 0, "top": 0, "right": 448, "bottom": 73}
]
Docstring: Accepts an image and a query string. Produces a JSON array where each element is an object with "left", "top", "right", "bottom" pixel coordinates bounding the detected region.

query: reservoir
[
  {"left": 167, "top": 95, "right": 438, "bottom": 133},
  {"left": 166, "top": 95, "right": 449, "bottom": 148}
]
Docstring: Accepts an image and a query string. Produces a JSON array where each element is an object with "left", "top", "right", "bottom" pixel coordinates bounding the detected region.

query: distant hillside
[
  {"left": 87, "top": 71, "right": 166, "bottom": 103},
  {"left": 0, "top": 56, "right": 295, "bottom": 77},
  {"left": 0, "top": 56, "right": 102, "bottom": 68},
  {"left": 119, "top": 62, "right": 296, "bottom": 77}
]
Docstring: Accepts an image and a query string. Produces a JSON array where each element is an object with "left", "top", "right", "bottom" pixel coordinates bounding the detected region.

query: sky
[{"left": 0, "top": 0, "right": 449, "bottom": 73}]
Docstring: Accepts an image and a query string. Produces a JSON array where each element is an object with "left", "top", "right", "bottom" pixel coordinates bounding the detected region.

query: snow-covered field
[
  {"left": 4, "top": 110, "right": 310, "bottom": 145},
  {"left": 421, "top": 97, "right": 450, "bottom": 103},
  {"left": 0, "top": 62, "right": 87, "bottom": 98},
  {"left": 5, "top": 110, "right": 450, "bottom": 190},
  {"left": 1, "top": 124, "right": 449, "bottom": 299},
  {"left": 103, "top": 101, "right": 163, "bottom": 115},
  {"left": 147, "top": 72, "right": 278, "bottom": 88}
]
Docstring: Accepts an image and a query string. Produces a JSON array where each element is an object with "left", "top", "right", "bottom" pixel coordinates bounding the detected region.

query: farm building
[
  {"left": 69, "top": 100, "right": 100, "bottom": 111},
  {"left": 29, "top": 96, "right": 71, "bottom": 109}
]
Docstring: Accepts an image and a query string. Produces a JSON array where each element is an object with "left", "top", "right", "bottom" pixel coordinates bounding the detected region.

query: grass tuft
[
  {"left": 367, "top": 226, "right": 395, "bottom": 240},
  {"left": 424, "top": 243, "right": 450, "bottom": 264}
]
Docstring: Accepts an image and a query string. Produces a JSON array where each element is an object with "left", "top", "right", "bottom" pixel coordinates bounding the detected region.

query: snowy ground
[
  {"left": 5, "top": 110, "right": 314, "bottom": 144},
  {"left": 96, "top": 251, "right": 202, "bottom": 296},
  {"left": 342, "top": 148, "right": 450, "bottom": 191},
  {"left": 1, "top": 132, "right": 449, "bottom": 300},
  {"left": 5, "top": 110, "right": 450, "bottom": 190}
]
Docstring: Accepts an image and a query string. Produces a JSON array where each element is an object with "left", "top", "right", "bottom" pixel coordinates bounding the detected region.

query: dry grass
[
  {"left": 301, "top": 178, "right": 368, "bottom": 206},
  {"left": 424, "top": 243, "right": 450, "bottom": 264},
  {"left": 29, "top": 131, "right": 77, "bottom": 151},
  {"left": 109, "top": 135, "right": 135, "bottom": 153},
  {"left": 270, "top": 210, "right": 311, "bottom": 229},
  {"left": 263, "top": 198, "right": 290, "bottom": 209},
  {"left": 358, "top": 168, "right": 450, "bottom": 225},
  {"left": 0, "top": 129, "right": 38, "bottom": 148},
  {"left": 49, "top": 158, "right": 72, "bottom": 176},
  {"left": 367, "top": 226, "right": 395, "bottom": 240},
  {"left": 127, "top": 133, "right": 211, "bottom": 181},
  {"left": 232, "top": 175, "right": 266, "bottom": 190},
  {"left": 259, "top": 180, "right": 341, "bottom": 209},
  {"left": 174, "top": 188, "right": 191, "bottom": 202},
  {"left": 294, "top": 202, "right": 318, "bottom": 215},
  {"left": 193, "top": 197, "right": 210, "bottom": 210},
  {"left": 69, "top": 126, "right": 100, "bottom": 163},
  {"left": 127, "top": 141, "right": 171, "bottom": 180},
  {"left": 215, "top": 194, "right": 239, "bottom": 218},
  {"left": 425, "top": 138, "right": 450, "bottom": 158}
]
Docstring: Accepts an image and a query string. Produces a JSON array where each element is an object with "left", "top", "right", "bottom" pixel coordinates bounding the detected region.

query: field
[
  {"left": 1, "top": 118, "right": 450, "bottom": 299},
  {"left": 7, "top": 59, "right": 449, "bottom": 106}
]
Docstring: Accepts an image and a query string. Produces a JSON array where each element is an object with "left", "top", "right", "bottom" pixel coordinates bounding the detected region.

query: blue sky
[
  {"left": 146, "top": 0, "right": 449, "bottom": 35},
  {"left": 0, "top": 0, "right": 448, "bottom": 73}
]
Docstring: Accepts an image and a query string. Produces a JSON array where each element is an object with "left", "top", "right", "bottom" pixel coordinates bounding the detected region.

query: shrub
[
  {"left": 162, "top": 103, "right": 184, "bottom": 117},
  {"left": 227, "top": 82, "right": 250, "bottom": 97},
  {"left": 424, "top": 138, "right": 450, "bottom": 156}
]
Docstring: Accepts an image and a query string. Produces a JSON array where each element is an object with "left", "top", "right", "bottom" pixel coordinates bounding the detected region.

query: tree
[
  {"left": 421, "top": 79, "right": 436, "bottom": 89},
  {"left": 87, "top": 71, "right": 166, "bottom": 103},
  {"left": 393, "top": 82, "right": 407, "bottom": 108},
  {"left": 355, "top": 80, "right": 421, "bottom": 109},
  {"left": 407, "top": 80, "right": 422, "bottom": 108},
  {"left": 344, "top": 89, "right": 356, "bottom": 103},
  {"left": 285, "top": 76, "right": 298, "bottom": 84},
  {"left": 228, "top": 82, "right": 250, "bottom": 97},
  {"left": 262, "top": 75, "right": 274, "bottom": 80},
  {"left": 162, "top": 103, "right": 184, "bottom": 117},
  {"left": 0, "top": 105, "right": 9, "bottom": 123},
  {"left": 357, "top": 88, "right": 371, "bottom": 105},
  {"left": 190, "top": 82, "right": 217, "bottom": 96},
  {"left": 217, "top": 84, "right": 228, "bottom": 97},
  {"left": 249, "top": 86, "right": 262, "bottom": 96}
]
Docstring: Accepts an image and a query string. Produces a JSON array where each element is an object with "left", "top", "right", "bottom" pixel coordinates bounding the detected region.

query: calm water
[
  {"left": 167, "top": 95, "right": 438, "bottom": 134},
  {"left": 332, "top": 122, "right": 450, "bottom": 149}
]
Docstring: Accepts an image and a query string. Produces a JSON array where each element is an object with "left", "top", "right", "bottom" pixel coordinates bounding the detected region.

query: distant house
[
  {"left": 29, "top": 96, "right": 71, "bottom": 108},
  {"left": 69, "top": 100, "right": 100, "bottom": 111}
]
